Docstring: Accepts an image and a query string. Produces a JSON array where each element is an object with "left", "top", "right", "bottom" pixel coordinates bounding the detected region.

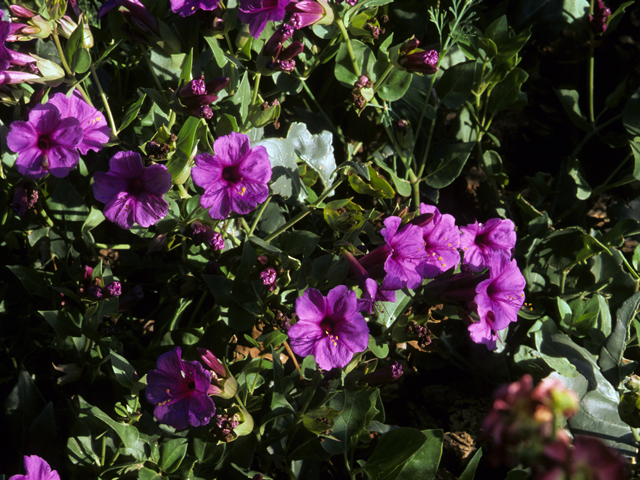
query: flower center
[
  {"left": 37, "top": 135, "right": 50, "bottom": 151},
  {"left": 187, "top": 381, "right": 195, "bottom": 390},
  {"left": 222, "top": 165, "right": 242, "bottom": 184},
  {"left": 128, "top": 178, "right": 144, "bottom": 194},
  {"left": 320, "top": 318, "right": 339, "bottom": 346}
]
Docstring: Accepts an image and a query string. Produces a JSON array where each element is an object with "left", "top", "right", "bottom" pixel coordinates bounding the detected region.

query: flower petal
[
  {"left": 103, "top": 193, "right": 137, "bottom": 229},
  {"left": 134, "top": 192, "right": 169, "bottom": 228},
  {"left": 140, "top": 164, "right": 172, "bottom": 195},
  {"left": 108, "top": 151, "right": 145, "bottom": 179},
  {"left": 295, "top": 288, "right": 328, "bottom": 323},
  {"left": 6, "top": 120, "right": 37, "bottom": 153},
  {"left": 93, "top": 171, "right": 129, "bottom": 203},
  {"left": 313, "top": 336, "right": 354, "bottom": 370}
]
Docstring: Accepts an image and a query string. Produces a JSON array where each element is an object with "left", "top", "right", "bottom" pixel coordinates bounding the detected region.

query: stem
[
  {"left": 52, "top": 30, "right": 74, "bottom": 78},
  {"left": 336, "top": 18, "right": 361, "bottom": 77},
  {"left": 571, "top": 113, "right": 622, "bottom": 157},
  {"left": 251, "top": 73, "right": 261, "bottom": 105},
  {"left": 90, "top": 63, "right": 118, "bottom": 138},
  {"left": 188, "top": 291, "right": 207, "bottom": 327},
  {"left": 177, "top": 184, "right": 191, "bottom": 199},
  {"left": 248, "top": 195, "right": 271, "bottom": 236},
  {"left": 249, "top": 355, "right": 264, "bottom": 395},
  {"left": 410, "top": 72, "right": 438, "bottom": 163},
  {"left": 372, "top": 64, "right": 394, "bottom": 94},
  {"left": 588, "top": 0, "right": 596, "bottom": 124},
  {"left": 620, "top": 252, "right": 640, "bottom": 280},
  {"left": 263, "top": 178, "right": 345, "bottom": 243},
  {"left": 283, "top": 340, "right": 303, "bottom": 379},
  {"left": 142, "top": 49, "right": 166, "bottom": 97}
]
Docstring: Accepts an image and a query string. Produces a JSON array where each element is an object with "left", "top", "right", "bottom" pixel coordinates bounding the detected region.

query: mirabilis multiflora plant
[{"left": 2, "top": 0, "right": 640, "bottom": 478}]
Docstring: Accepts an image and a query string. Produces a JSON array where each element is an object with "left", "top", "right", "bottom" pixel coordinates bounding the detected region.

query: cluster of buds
[
  {"left": 482, "top": 375, "right": 628, "bottom": 480},
  {"left": 197, "top": 348, "right": 238, "bottom": 399},
  {"left": 590, "top": 0, "right": 611, "bottom": 35},
  {"left": 10, "top": 182, "right": 39, "bottom": 216},
  {"left": 146, "top": 134, "right": 177, "bottom": 160},
  {"left": 398, "top": 38, "right": 438, "bottom": 75},
  {"left": 406, "top": 320, "right": 432, "bottom": 348},
  {"left": 212, "top": 413, "right": 240, "bottom": 442},
  {"left": 7, "top": 6, "right": 52, "bottom": 42},
  {"left": 272, "top": 309, "right": 291, "bottom": 332},
  {"left": 262, "top": 24, "right": 304, "bottom": 73},
  {"left": 351, "top": 74, "right": 373, "bottom": 109},
  {"left": 260, "top": 267, "right": 278, "bottom": 291},
  {"left": 190, "top": 220, "right": 225, "bottom": 251},
  {"left": 285, "top": 0, "right": 334, "bottom": 30},
  {"left": 79, "top": 265, "right": 122, "bottom": 300},
  {"left": 178, "top": 76, "right": 229, "bottom": 119}
]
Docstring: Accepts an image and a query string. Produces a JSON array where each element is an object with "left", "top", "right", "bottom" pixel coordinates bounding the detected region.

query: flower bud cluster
[
  {"left": 484, "top": 375, "right": 627, "bottom": 479},
  {"left": 178, "top": 75, "right": 229, "bottom": 119},
  {"left": 398, "top": 38, "right": 438, "bottom": 75}
]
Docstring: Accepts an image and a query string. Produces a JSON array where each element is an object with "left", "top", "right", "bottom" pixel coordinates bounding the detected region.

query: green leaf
[
  {"left": 288, "top": 123, "right": 336, "bottom": 187},
  {"left": 233, "top": 71, "right": 251, "bottom": 124},
  {"left": 110, "top": 351, "right": 137, "bottom": 389},
  {"left": 89, "top": 403, "right": 140, "bottom": 449},
  {"left": 255, "top": 137, "right": 304, "bottom": 201},
  {"left": 71, "top": 48, "right": 91, "bottom": 74},
  {"left": 458, "top": 448, "right": 482, "bottom": 480},
  {"left": 335, "top": 39, "right": 376, "bottom": 88},
  {"left": 348, "top": 165, "right": 395, "bottom": 198},
  {"left": 378, "top": 288, "right": 411, "bottom": 327},
  {"left": 40, "top": 310, "right": 82, "bottom": 337},
  {"left": 118, "top": 94, "right": 146, "bottom": 133},
  {"left": 160, "top": 438, "right": 188, "bottom": 474},
  {"left": 423, "top": 142, "right": 475, "bottom": 189},
  {"left": 368, "top": 336, "right": 390, "bottom": 358},
  {"left": 567, "top": 157, "right": 592, "bottom": 200},
  {"left": 487, "top": 67, "right": 529, "bottom": 114},
  {"left": 167, "top": 116, "right": 201, "bottom": 185},
  {"left": 322, "top": 389, "right": 379, "bottom": 454},
  {"left": 555, "top": 89, "right": 591, "bottom": 132},
  {"left": 436, "top": 61, "right": 477, "bottom": 109},
  {"left": 204, "top": 36, "right": 228, "bottom": 68},
  {"left": 47, "top": 179, "right": 90, "bottom": 222},
  {"left": 8, "top": 265, "right": 53, "bottom": 299},
  {"left": 371, "top": 155, "right": 412, "bottom": 197},
  {"left": 179, "top": 48, "right": 193, "bottom": 85},
  {"left": 599, "top": 291, "right": 640, "bottom": 389},
  {"left": 629, "top": 141, "right": 640, "bottom": 181}
]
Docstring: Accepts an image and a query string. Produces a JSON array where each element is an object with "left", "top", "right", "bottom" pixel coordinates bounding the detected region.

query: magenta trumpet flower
[
  {"left": 192, "top": 132, "right": 271, "bottom": 220},
  {"left": 146, "top": 346, "right": 216, "bottom": 430},
  {"left": 238, "top": 0, "right": 291, "bottom": 38},
  {"left": 9, "top": 455, "right": 60, "bottom": 480},
  {"left": 92, "top": 151, "right": 172, "bottom": 230},
  {"left": 288, "top": 286, "right": 370, "bottom": 370},
  {"left": 460, "top": 218, "right": 516, "bottom": 272}
]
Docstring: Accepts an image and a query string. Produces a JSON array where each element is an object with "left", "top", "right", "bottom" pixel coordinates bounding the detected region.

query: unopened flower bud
[
  {"left": 197, "top": 348, "right": 227, "bottom": 378},
  {"left": 398, "top": 49, "right": 438, "bottom": 75},
  {"left": 10, "top": 5, "right": 36, "bottom": 18},
  {"left": 360, "top": 361, "right": 403, "bottom": 386},
  {"left": 104, "top": 281, "right": 122, "bottom": 297},
  {"left": 401, "top": 38, "right": 420, "bottom": 54},
  {"left": 46, "top": 0, "right": 67, "bottom": 21},
  {"left": 147, "top": 234, "right": 167, "bottom": 254},
  {"left": 260, "top": 267, "right": 277, "bottom": 290}
]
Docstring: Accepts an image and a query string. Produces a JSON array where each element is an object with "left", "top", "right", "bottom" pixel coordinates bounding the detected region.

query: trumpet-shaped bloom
[
  {"left": 9, "top": 455, "right": 60, "bottom": 480},
  {"left": 146, "top": 346, "right": 216, "bottom": 430},
  {"left": 171, "top": 0, "right": 221, "bottom": 16},
  {"left": 289, "top": 286, "right": 369, "bottom": 370},
  {"left": 92, "top": 151, "right": 172, "bottom": 230},
  {"left": 460, "top": 218, "right": 516, "bottom": 272},
  {"left": 238, "top": 0, "right": 291, "bottom": 38},
  {"left": 192, "top": 132, "right": 271, "bottom": 220},
  {"left": 7, "top": 103, "right": 83, "bottom": 179},
  {"left": 48, "top": 91, "right": 111, "bottom": 155},
  {"left": 417, "top": 203, "right": 461, "bottom": 278},
  {"left": 469, "top": 253, "right": 525, "bottom": 350}
]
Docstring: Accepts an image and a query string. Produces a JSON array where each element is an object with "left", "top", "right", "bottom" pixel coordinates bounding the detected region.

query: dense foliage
[{"left": 2, "top": 0, "right": 640, "bottom": 479}]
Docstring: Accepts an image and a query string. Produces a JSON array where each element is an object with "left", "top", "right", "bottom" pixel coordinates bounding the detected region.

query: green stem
[
  {"left": 416, "top": 102, "right": 439, "bottom": 178},
  {"left": 372, "top": 64, "right": 394, "bottom": 94},
  {"left": 620, "top": 252, "right": 640, "bottom": 280},
  {"left": 142, "top": 49, "right": 166, "bottom": 98},
  {"left": 263, "top": 178, "right": 345, "bottom": 243},
  {"left": 336, "top": 18, "right": 361, "bottom": 77},
  {"left": 251, "top": 73, "right": 261, "bottom": 105},
  {"left": 249, "top": 356, "right": 264, "bottom": 395},
  {"left": 188, "top": 291, "right": 208, "bottom": 327},
  {"left": 410, "top": 72, "right": 438, "bottom": 163},
  {"left": 52, "top": 30, "right": 74, "bottom": 78},
  {"left": 90, "top": 63, "right": 118, "bottom": 138},
  {"left": 248, "top": 195, "right": 271, "bottom": 236},
  {"left": 409, "top": 169, "right": 420, "bottom": 208},
  {"left": 570, "top": 113, "right": 622, "bottom": 158},
  {"left": 177, "top": 184, "right": 191, "bottom": 199}
]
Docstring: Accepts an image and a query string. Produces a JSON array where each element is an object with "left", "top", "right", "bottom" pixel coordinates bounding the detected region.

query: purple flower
[
  {"left": 398, "top": 41, "right": 438, "bottom": 75},
  {"left": 460, "top": 218, "right": 516, "bottom": 272},
  {"left": 416, "top": 204, "right": 460, "bottom": 279},
  {"left": 146, "top": 346, "right": 216, "bottom": 430},
  {"left": 178, "top": 76, "right": 229, "bottom": 119},
  {"left": 288, "top": 286, "right": 369, "bottom": 370},
  {"left": 171, "top": 0, "right": 221, "bottom": 17},
  {"left": 286, "top": 0, "right": 331, "bottom": 29},
  {"left": 468, "top": 253, "right": 525, "bottom": 350},
  {"left": 192, "top": 132, "right": 271, "bottom": 220},
  {"left": 263, "top": 24, "right": 294, "bottom": 57},
  {"left": 9, "top": 455, "right": 60, "bottom": 480},
  {"left": 360, "top": 361, "right": 403, "bottom": 386},
  {"left": 105, "top": 281, "right": 122, "bottom": 297},
  {"left": 88, "top": 284, "right": 103, "bottom": 299},
  {"left": 358, "top": 217, "right": 426, "bottom": 289},
  {"left": 260, "top": 267, "right": 277, "bottom": 288},
  {"left": 191, "top": 221, "right": 225, "bottom": 250},
  {"left": 590, "top": 0, "right": 611, "bottom": 34},
  {"left": 238, "top": 0, "right": 291, "bottom": 38},
  {"left": 48, "top": 91, "right": 111, "bottom": 155},
  {"left": 98, "top": 0, "right": 159, "bottom": 34},
  {"left": 92, "top": 151, "right": 172, "bottom": 230},
  {"left": 10, "top": 182, "right": 38, "bottom": 216},
  {"left": 7, "top": 103, "right": 83, "bottom": 179}
]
